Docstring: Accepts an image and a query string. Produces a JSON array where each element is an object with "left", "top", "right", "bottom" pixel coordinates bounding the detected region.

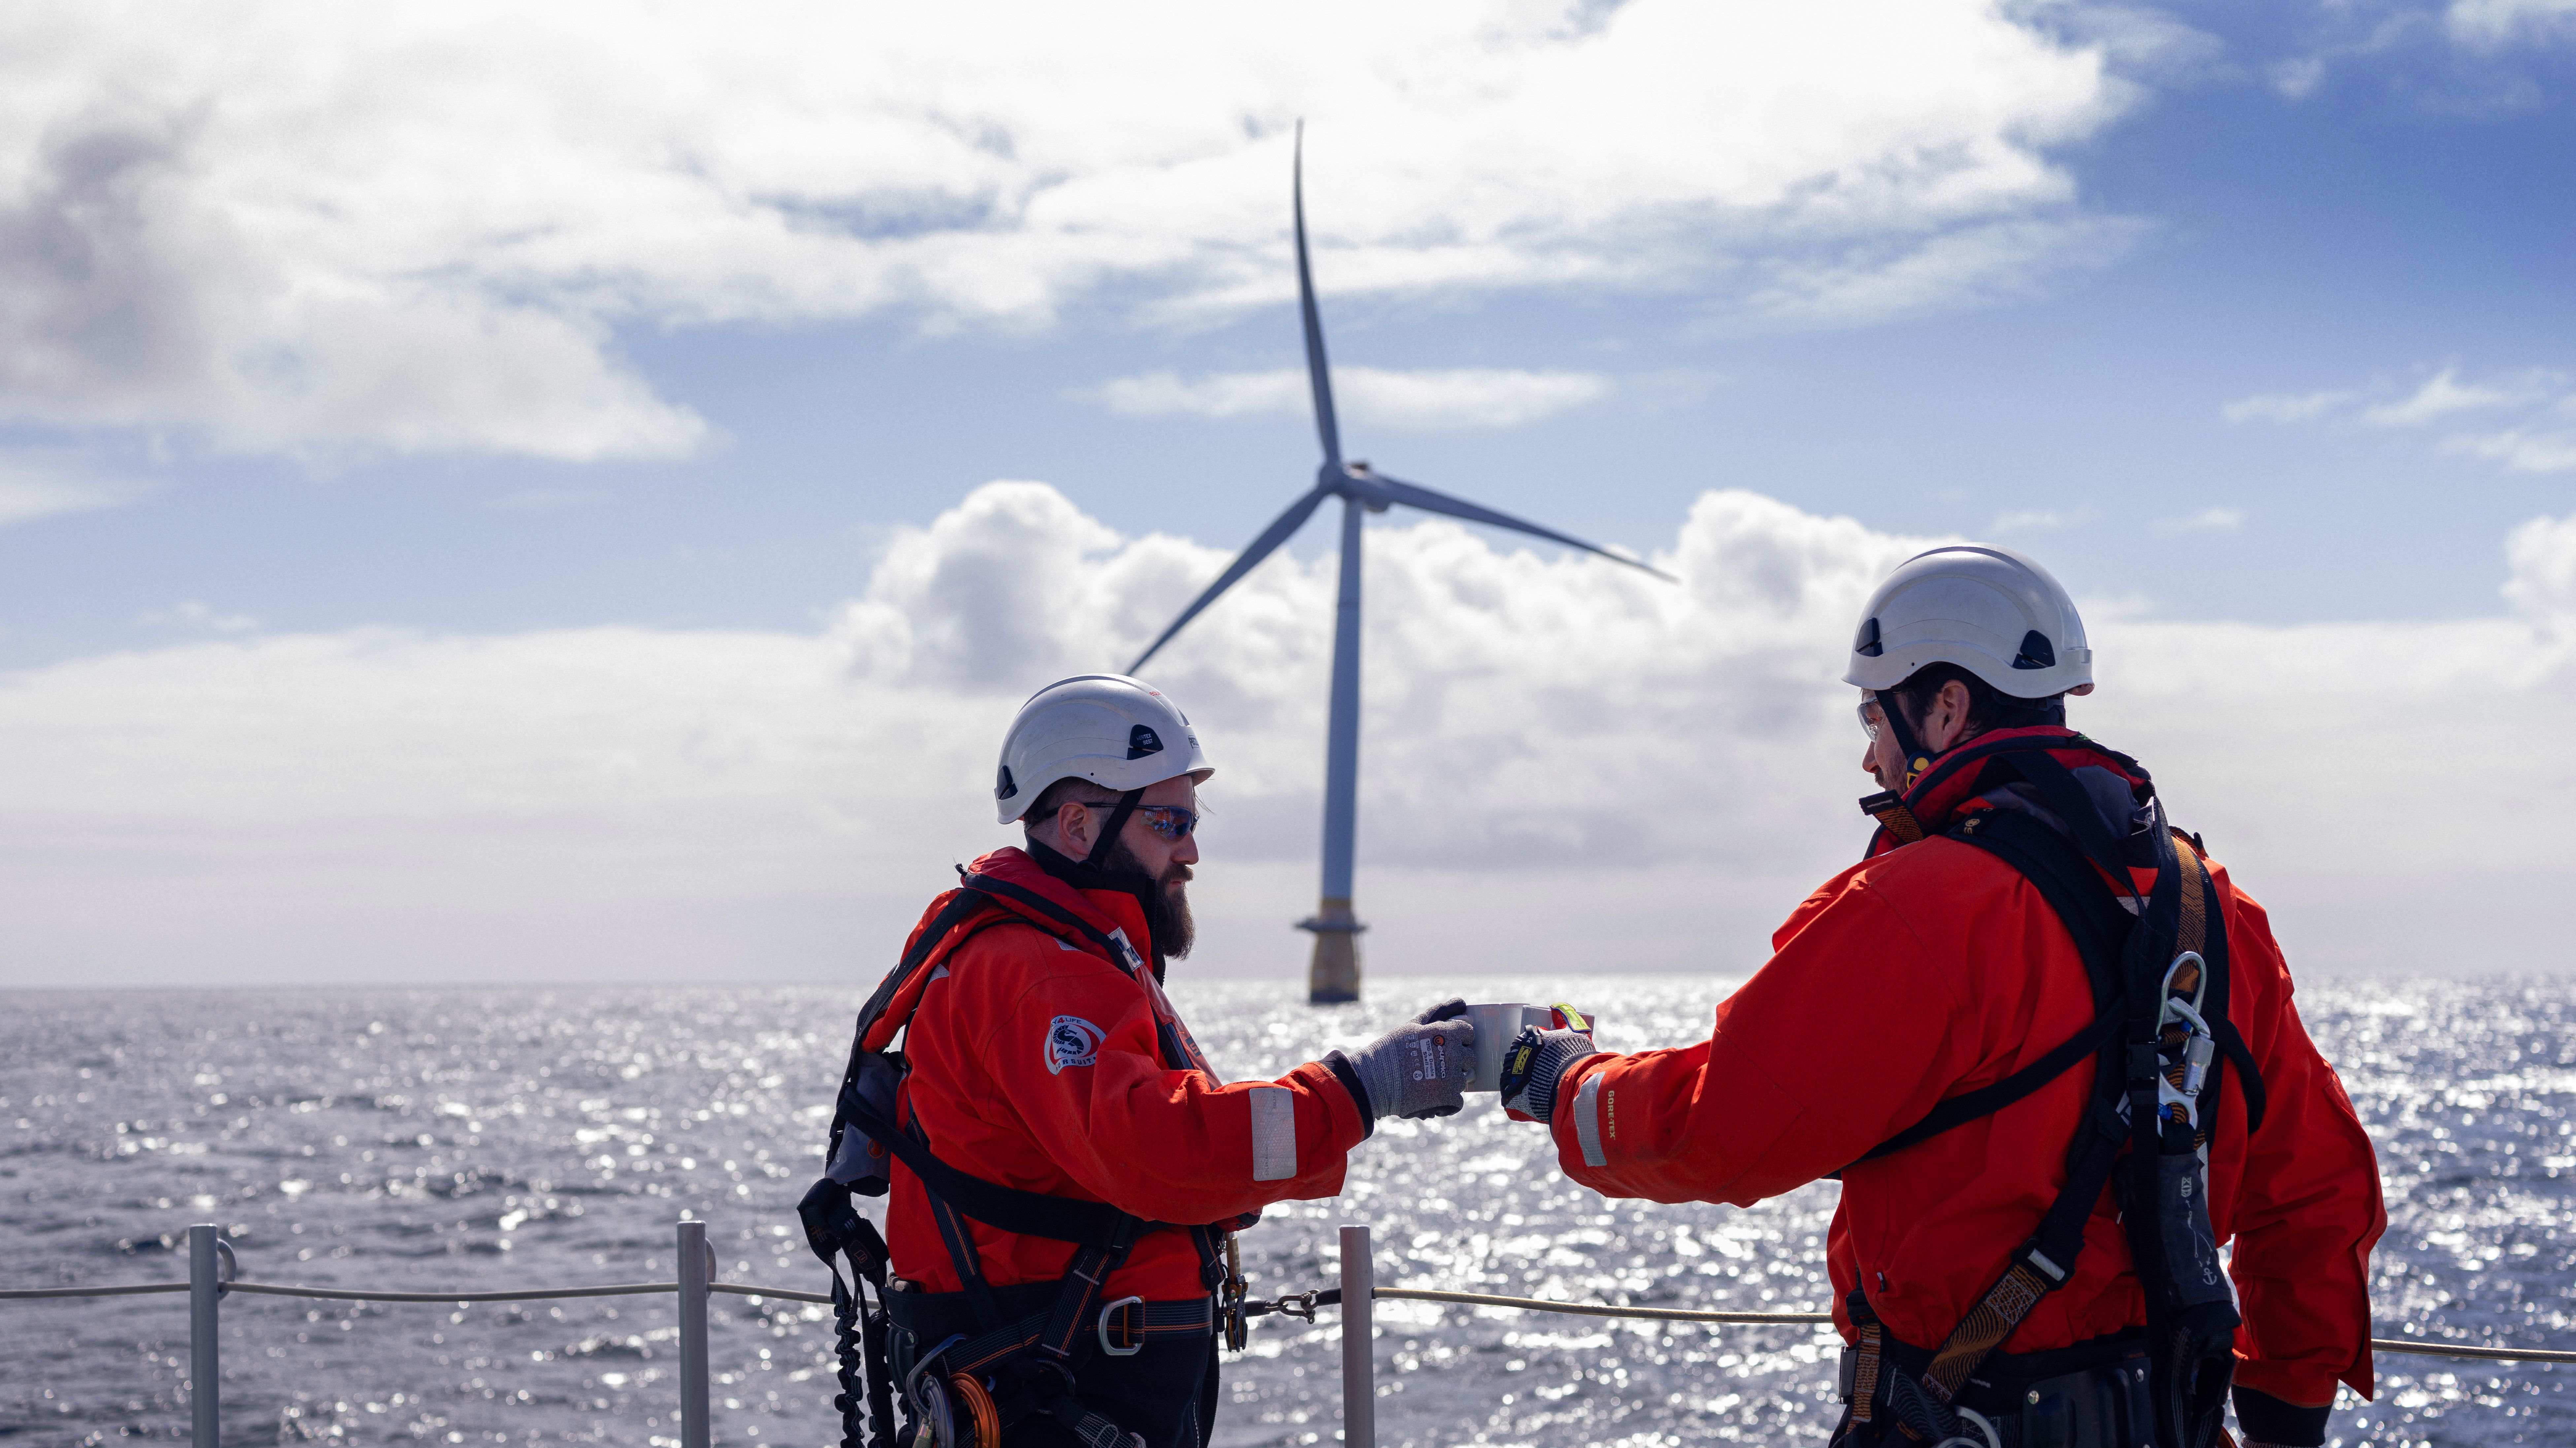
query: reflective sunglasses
[
  {"left": 1086, "top": 801, "right": 1200, "bottom": 842},
  {"left": 1856, "top": 693, "right": 1885, "bottom": 742}
]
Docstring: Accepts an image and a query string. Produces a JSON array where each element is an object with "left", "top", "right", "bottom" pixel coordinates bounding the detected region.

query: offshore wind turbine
[{"left": 1127, "top": 124, "right": 1672, "bottom": 1004}]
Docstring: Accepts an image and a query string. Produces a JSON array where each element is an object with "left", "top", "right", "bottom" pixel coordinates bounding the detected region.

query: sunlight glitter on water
[{"left": 1, "top": 976, "right": 2569, "bottom": 1446}]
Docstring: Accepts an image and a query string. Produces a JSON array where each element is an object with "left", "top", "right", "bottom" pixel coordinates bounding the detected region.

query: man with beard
[{"left": 866, "top": 674, "right": 1473, "bottom": 1448}]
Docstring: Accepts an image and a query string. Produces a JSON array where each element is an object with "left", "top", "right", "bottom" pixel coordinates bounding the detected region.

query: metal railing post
[
  {"left": 188, "top": 1224, "right": 220, "bottom": 1448},
  {"left": 1339, "top": 1223, "right": 1374, "bottom": 1448},
  {"left": 678, "top": 1219, "right": 712, "bottom": 1448}
]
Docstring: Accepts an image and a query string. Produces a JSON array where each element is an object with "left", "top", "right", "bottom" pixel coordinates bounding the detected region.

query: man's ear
[{"left": 1056, "top": 799, "right": 1091, "bottom": 856}]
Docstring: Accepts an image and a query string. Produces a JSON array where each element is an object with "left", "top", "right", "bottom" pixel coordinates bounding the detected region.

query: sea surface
[{"left": 3, "top": 975, "right": 2570, "bottom": 1447}]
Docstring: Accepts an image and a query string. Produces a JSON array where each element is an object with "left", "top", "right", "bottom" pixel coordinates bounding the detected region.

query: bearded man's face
[{"left": 1105, "top": 837, "right": 1194, "bottom": 960}]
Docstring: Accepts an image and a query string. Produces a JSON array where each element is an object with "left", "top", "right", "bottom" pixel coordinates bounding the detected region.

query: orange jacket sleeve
[
  {"left": 964, "top": 948, "right": 1370, "bottom": 1225},
  {"left": 1544, "top": 865, "right": 1984, "bottom": 1205},
  {"left": 2218, "top": 879, "right": 2386, "bottom": 1407}
]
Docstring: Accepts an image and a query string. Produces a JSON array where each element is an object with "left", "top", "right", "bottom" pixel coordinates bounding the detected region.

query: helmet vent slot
[
  {"left": 1855, "top": 617, "right": 1884, "bottom": 657},
  {"left": 2011, "top": 630, "right": 2056, "bottom": 670}
]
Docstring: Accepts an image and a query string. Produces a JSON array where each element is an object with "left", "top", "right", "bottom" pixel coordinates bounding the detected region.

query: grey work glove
[
  {"left": 1498, "top": 1026, "right": 1602, "bottom": 1125},
  {"left": 1329, "top": 997, "right": 1474, "bottom": 1127}
]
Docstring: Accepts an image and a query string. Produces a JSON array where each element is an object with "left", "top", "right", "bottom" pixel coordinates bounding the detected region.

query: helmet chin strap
[
  {"left": 1874, "top": 689, "right": 1937, "bottom": 794},
  {"left": 1084, "top": 789, "right": 1147, "bottom": 869}
]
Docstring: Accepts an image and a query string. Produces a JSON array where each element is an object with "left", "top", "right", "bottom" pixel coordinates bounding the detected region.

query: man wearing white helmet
[
  {"left": 802, "top": 675, "right": 1473, "bottom": 1448},
  {"left": 1495, "top": 547, "right": 2384, "bottom": 1448}
]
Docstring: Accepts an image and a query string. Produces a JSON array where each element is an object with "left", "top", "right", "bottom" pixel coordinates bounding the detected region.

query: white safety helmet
[
  {"left": 1843, "top": 544, "right": 2094, "bottom": 699},
  {"left": 992, "top": 675, "right": 1213, "bottom": 825}
]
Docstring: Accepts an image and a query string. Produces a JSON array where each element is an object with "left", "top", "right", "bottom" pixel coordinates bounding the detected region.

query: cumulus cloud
[
  {"left": 2505, "top": 510, "right": 2576, "bottom": 618},
  {"left": 1086, "top": 367, "right": 1612, "bottom": 430},
  {"left": 4, "top": 480, "right": 2574, "bottom": 986},
  {"left": 0, "top": 2, "right": 2134, "bottom": 458}
]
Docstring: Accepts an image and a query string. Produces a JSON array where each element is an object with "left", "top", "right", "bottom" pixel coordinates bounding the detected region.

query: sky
[{"left": 2, "top": 0, "right": 2573, "bottom": 989}]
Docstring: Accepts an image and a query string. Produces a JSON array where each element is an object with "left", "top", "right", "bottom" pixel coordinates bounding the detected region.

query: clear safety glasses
[
  {"left": 1857, "top": 693, "right": 1885, "bottom": 742},
  {"left": 1088, "top": 802, "right": 1200, "bottom": 842}
]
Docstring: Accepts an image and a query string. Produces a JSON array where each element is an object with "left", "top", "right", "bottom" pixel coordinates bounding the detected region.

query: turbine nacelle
[{"left": 1330, "top": 462, "right": 1395, "bottom": 512}]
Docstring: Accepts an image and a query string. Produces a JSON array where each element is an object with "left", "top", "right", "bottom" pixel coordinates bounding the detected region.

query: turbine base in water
[{"left": 1299, "top": 897, "right": 1364, "bottom": 1004}]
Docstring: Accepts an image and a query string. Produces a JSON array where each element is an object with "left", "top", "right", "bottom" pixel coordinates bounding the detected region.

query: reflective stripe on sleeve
[
  {"left": 1250, "top": 1086, "right": 1297, "bottom": 1182},
  {"left": 1573, "top": 1072, "right": 1608, "bottom": 1168}
]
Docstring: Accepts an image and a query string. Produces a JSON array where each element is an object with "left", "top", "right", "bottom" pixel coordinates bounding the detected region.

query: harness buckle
[{"left": 1097, "top": 1295, "right": 1146, "bottom": 1357}]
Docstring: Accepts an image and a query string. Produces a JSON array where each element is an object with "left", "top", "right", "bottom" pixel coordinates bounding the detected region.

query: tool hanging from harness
[
  {"left": 1837, "top": 741, "right": 2268, "bottom": 1448},
  {"left": 797, "top": 863, "right": 1248, "bottom": 1448}
]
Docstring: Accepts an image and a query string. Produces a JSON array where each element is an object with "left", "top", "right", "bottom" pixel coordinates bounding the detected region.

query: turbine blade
[
  {"left": 1366, "top": 473, "right": 1675, "bottom": 580},
  {"left": 1127, "top": 485, "right": 1334, "bottom": 672},
  {"left": 1294, "top": 122, "right": 1342, "bottom": 468}
]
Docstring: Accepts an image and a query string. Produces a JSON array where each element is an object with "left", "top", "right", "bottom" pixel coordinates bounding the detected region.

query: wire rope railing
[{"left": 6, "top": 1220, "right": 2569, "bottom": 1447}]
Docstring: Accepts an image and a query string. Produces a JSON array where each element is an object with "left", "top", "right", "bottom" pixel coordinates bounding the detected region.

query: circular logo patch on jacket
[{"left": 1046, "top": 1016, "right": 1106, "bottom": 1074}]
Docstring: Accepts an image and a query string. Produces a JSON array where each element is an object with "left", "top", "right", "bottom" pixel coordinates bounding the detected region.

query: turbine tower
[{"left": 1128, "top": 124, "right": 1671, "bottom": 1004}]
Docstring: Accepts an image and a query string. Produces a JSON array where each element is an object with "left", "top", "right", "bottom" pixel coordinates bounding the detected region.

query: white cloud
[
  {"left": 2221, "top": 388, "right": 2353, "bottom": 424},
  {"left": 2505, "top": 510, "right": 2576, "bottom": 617},
  {"left": 1749, "top": 216, "right": 2148, "bottom": 325},
  {"left": 2363, "top": 366, "right": 2551, "bottom": 426},
  {"left": 0, "top": 449, "right": 144, "bottom": 526},
  {"left": 2223, "top": 364, "right": 2576, "bottom": 475},
  {"left": 0, "top": 2, "right": 2132, "bottom": 459},
  {"left": 5, "top": 479, "right": 2575, "bottom": 985},
  {"left": 2153, "top": 506, "right": 2244, "bottom": 533},
  {"left": 2449, "top": 0, "right": 2576, "bottom": 48},
  {"left": 2445, "top": 427, "right": 2576, "bottom": 473},
  {"left": 1087, "top": 366, "right": 1612, "bottom": 430}
]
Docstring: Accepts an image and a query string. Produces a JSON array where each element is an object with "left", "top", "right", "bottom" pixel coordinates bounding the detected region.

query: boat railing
[{"left": 7, "top": 1220, "right": 2570, "bottom": 1447}]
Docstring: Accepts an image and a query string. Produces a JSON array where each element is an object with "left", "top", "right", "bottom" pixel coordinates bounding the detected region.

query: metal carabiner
[
  {"left": 1219, "top": 1233, "right": 1249, "bottom": 1352},
  {"left": 2161, "top": 950, "right": 2209, "bottom": 1015},
  {"left": 906, "top": 1333, "right": 968, "bottom": 1448},
  {"left": 1098, "top": 1295, "right": 1146, "bottom": 1357}
]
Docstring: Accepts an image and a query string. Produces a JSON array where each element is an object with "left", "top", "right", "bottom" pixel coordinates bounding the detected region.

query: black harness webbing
[
  {"left": 807, "top": 864, "right": 1235, "bottom": 1448},
  {"left": 1835, "top": 750, "right": 2266, "bottom": 1448}
]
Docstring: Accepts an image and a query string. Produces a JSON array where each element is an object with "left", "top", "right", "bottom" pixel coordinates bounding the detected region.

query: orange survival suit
[
  {"left": 884, "top": 844, "right": 1370, "bottom": 1299},
  {"left": 1538, "top": 728, "right": 2384, "bottom": 1443},
  {"left": 799, "top": 843, "right": 1374, "bottom": 1448}
]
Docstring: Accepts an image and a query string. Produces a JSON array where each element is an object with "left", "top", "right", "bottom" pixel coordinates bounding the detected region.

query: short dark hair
[
  {"left": 1024, "top": 776, "right": 1120, "bottom": 828},
  {"left": 1889, "top": 662, "right": 2065, "bottom": 736}
]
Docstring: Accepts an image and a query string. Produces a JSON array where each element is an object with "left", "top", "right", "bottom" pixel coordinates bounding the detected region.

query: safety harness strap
[
  {"left": 835, "top": 1084, "right": 1172, "bottom": 1247},
  {"left": 1858, "top": 790, "right": 1926, "bottom": 846},
  {"left": 1853, "top": 807, "right": 2134, "bottom": 1167},
  {"left": 1881, "top": 781, "right": 2170, "bottom": 1418},
  {"left": 1855, "top": 1011, "right": 2120, "bottom": 1165},
  {"left": 903, "top": 1296, "right": 1218, "bottom": 1382},
  {"left": 816, "top": 857, "right": 1229, "bottom": 1448}
]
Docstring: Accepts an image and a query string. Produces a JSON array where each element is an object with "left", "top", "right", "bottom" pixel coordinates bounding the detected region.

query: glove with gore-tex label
[{"left": 1332, "top": 998, "right": 1474, "bottom": 1124}]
